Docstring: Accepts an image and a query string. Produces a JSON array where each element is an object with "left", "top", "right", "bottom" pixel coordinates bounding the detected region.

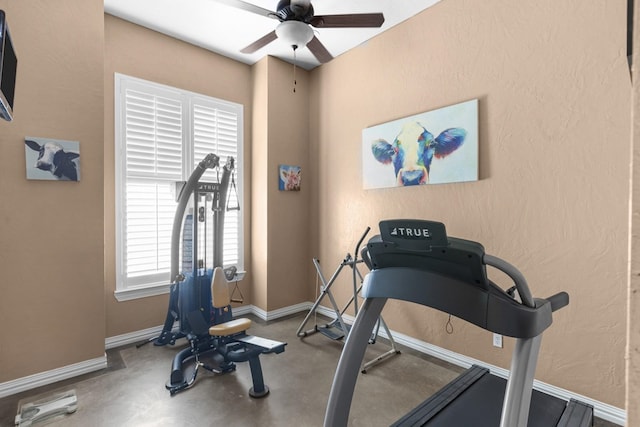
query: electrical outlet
[{"left": 493, "top": 333, "right": 503, "bottom": 348}]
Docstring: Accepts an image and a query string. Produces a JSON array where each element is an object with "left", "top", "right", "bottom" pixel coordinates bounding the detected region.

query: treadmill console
[
  {"left": 368, "top": 219, "right": 489, "bottom": 290},
  {"left": 379, "top": 219, "right": 448, "bottom": 250}
]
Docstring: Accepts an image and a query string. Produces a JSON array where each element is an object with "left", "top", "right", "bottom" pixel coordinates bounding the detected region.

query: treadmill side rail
[{"left": 557, "top": 399, "right": 594, "bottom": 427}]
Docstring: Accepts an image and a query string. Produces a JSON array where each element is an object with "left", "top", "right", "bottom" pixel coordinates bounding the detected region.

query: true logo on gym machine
[
  {"left": 389, "top": 227, "right": 432, "bottom": 239},
  {"left": 198, "top": 182, "right": 221, "bottom": 193}
]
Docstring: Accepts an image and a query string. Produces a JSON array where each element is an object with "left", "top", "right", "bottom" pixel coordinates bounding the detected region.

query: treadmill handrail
[
  {"left": 483, "top": 254, "right": 534, "bottom": 308},
  {"left": 361, "top": 267, "right": 555, "bottom": 339}
]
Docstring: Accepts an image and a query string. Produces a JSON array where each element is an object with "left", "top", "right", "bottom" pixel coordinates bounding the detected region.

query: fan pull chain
[
  {"left": 445, "top": 314, "right": 454, "bottom": 334},
  {"left": 292, "top": 45, "right": 298, "bottom": 93}
]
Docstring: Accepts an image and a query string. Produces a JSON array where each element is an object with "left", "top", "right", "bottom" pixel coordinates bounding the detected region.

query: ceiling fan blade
[
  {"left": 310, "top": 13, "right": 385, "bottom": 28},
  {"left": 307, "top": 36, "right": 333, "bottom": 63},
  {"left": 240, "top": 30, "right": 278, "bottom": 54},
  {"left": 215, "top": 0, "right": 277, "bottom": 19}
]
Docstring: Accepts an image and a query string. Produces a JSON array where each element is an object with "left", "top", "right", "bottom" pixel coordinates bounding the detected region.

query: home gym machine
[
  {"left": 296, "top": 227, "right": 400, "bottom": 372},
  {"left": 324, "top": 219, "right": 594, "bottom": 427},
  {"left": 155, "top": 153, "right": 286, "bottom": 396}
]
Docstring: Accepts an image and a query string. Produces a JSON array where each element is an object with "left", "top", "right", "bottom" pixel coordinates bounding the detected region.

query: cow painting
[
  {"left": 279, "top": 165, "right": 301, "bottom": 191},
  {"left": 362, "top": 99, "right": 479, "bottom": 189},
  {"left": 25, "top": 138, "right": 80, "bottom": 181},
  {"left": 371, "top": 122, "right": 466, "bottom": 186}
]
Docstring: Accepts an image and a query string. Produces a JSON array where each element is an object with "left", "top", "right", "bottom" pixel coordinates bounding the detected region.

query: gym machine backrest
[{"left": 324, "top": 219, "right": 571, "bottom": 427}]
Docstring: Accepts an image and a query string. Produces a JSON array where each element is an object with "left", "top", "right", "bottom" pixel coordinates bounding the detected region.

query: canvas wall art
[
  {"left": 279, "top": 164, "right": 301, "bottom": 191},
  {"left": 362, "top": 99, "right": 478, "bottom": 189},
  {"left": 24, "top": 136, "right": 81, "bottom": 181}
]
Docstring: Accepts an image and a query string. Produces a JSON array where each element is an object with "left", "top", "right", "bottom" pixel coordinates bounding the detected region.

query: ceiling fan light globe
[{"left": 276, "top": 21, "right": 313, "bottom": 47}]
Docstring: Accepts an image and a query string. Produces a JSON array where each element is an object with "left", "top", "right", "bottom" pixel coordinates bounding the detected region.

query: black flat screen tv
[{"left": 0, "top": 10, "right": 17, "bottom": 121}]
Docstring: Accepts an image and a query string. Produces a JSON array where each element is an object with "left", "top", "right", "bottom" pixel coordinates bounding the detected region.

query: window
[{"left": 114, "top": 73, "right": 243, "bottom": 301}]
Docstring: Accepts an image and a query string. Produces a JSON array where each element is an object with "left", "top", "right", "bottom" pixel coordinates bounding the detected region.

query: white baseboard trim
[
  {"left": 264, "top": 302, "right": 312, "bottom": 320},
  {"left": 0, "top": 301, "right": 627, "bottom": 425},
  {"left": 105, "top": 324, "right": 172, "bottom": 349},
  {"left": 232, "top": 302, "right": 312, "bottom": 321},
  {"left": 0, "top": 355, "right": 107, "bottom": 399},
  {"left": 230, "top": 303, "right": 253, "bottom": 317}
]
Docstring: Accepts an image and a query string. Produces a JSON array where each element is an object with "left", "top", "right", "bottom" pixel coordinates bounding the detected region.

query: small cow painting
[
  {"left": 362, "top": 99, "right": 478, "bottom": 189},
  {"left": 24, "top": 137, "right": 81, "bottom": 181},
  {"left": 279, "top": 165, "right": 301, "bottom": 191}
]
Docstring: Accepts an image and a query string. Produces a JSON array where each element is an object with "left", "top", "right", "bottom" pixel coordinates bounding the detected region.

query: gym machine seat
[
  {"left": 324, "top": 219, "right": 593, "bottom": 427},
  {"left": 209, "top": 268, "right": 252, "bottom": 336},
  {"left": 167, "top": 267, "right": 286, "bottom": 397},
  {"left": 208, "top": 318, "right": 252, "bottom": 336}
]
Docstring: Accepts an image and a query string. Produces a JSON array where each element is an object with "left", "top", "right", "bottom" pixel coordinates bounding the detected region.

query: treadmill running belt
[{"left": 394, "top": 366, "right": 567, "bottom": 427}]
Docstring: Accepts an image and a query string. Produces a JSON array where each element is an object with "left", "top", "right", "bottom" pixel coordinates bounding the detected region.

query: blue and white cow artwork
[
  {"left": 24, "top": 137, "right": 81, "bottom": 181},
  {"left": 362, "top": 99, "right": 478, "bottom": 189},
  {"left": 371, "top": 123, "right": 467, "bottom": 186}
]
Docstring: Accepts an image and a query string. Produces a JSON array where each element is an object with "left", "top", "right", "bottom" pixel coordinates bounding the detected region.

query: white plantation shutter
[
  {"left": 123, "top": 89, "right": 182, "bottom": 287},
  {"left": 115, "top": 74, "right": 243, "bottom": 300},
  {"left": 192, "top": 102, "right": 240, "bottom": 267},
  {"left": 124, "top": 90, "right": 183, "bottom": 179}
]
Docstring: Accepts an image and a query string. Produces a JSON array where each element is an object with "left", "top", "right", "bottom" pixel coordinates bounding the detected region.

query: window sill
[
  {"left": 114, "top": 283, "right": 171, "bottom": 302},
  {"left": 114, "top": 270, "right": 246, "bottom": 302}
]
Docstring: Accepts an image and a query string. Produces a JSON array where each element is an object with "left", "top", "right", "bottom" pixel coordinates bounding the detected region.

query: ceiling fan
[{"left": 216, "top": 0, "right": 385, "bottom": 64}]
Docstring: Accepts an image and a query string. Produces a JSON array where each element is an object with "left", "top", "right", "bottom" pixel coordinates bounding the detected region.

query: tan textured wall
[
  {"left": 251, "top": 56, "right": 310, "bottom": 311},
  {"left": 251, "top": 57, "right": 269, "bottom": 310},
  {"left": 103, "top": 15, "right": 253, "bottom": 337},
  {"left": 0, "top": 1, "right": 105, "bottom": 381},
  {"left": 265, "top": 57, "right": 310, "bottom": 310},
  {"left": 310, "top": 0, "right": 629, "bottom": 407},
  {"left": 628, "top": 1, "right": 640, "bottom": 423},
  {"left": 629, "top": 89, "right": 638, "bottom": 424}
]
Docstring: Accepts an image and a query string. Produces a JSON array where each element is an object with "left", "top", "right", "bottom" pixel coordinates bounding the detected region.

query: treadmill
[{"left": 324, "top": 219, "right": 593, "bottom": 427}]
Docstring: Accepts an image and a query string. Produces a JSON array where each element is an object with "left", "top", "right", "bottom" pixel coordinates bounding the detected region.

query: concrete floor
[{"left": 0, "top": 313, "right": 618, "bottom": 426}]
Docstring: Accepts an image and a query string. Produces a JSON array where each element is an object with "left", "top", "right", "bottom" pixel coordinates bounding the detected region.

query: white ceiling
[{"left": 104, "top": 0, "right": 441, "bottom": 70}]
